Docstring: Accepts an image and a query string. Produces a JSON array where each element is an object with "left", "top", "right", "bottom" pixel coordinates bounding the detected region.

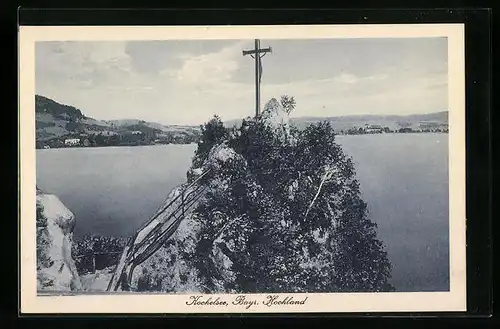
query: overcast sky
[{"left": 36, "top": 38, "right": 448, "bottom": 125}]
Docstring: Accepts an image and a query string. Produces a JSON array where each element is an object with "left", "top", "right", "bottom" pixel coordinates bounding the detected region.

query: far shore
[{"left": 36, "top": 131, "right": 448, "bottom": 150}]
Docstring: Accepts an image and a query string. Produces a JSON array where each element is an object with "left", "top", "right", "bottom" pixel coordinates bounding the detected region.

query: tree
[
  {"left": 280, "top": 95, "right": 296, "bottom": 115},
  {"left": 192, "top": 115, "right": 229, "bottom": 168}
]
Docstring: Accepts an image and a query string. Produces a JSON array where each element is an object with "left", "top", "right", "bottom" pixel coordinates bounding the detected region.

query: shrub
[
  {"left": 72, "top": 234, "right": 127, "bottom": 274},
  {"left": 36, "top": 202, "right": 53, "bottom": 270}
]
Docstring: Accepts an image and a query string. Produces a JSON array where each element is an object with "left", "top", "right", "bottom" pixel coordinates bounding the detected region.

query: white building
[
  {"left": 64, "top": 138, "right": 80, "bottom": 146},
  {"left": 364, "top": 124, "right": 384, "bottom": 134}
]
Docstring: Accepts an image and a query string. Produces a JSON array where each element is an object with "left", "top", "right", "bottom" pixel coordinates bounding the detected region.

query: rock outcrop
[
  {"left": 260, "top": 98, "right": 294, "bottom": 143},
  {"left": 261, "top": 98, "right": 290, "bottom": 129},
  {"left": 36, "top": 187, "right": 82, "bottom": 292}
]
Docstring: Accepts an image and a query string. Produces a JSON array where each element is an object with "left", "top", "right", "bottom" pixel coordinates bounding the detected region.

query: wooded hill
[{"left": 35, "top": 95, "right": 201, "bottom": 148}]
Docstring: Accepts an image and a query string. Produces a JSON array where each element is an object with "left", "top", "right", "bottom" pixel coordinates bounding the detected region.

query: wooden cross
[{"left": 243, "top": 39, "right": 272, "bottom": 118}]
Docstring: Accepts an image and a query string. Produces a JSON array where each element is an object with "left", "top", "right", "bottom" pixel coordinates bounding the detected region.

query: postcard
[{"left": 19, "top": 24, "right": 466, "bottom": 313}]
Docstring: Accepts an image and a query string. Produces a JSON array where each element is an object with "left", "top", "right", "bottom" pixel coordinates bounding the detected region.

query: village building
[
  {"left": 364, "top": 124, "right": 384, "bottom": 134},
  {"left": 64, "top": 138, "right": 80, "bottom": 146}
]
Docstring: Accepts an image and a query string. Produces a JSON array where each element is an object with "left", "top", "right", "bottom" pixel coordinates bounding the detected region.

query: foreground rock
[{"left": 36, "top": 187, "right": 82, "bottom": 292}]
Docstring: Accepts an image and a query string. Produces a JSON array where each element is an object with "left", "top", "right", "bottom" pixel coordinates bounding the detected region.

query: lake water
[{"left": 36, "top": 133, "right": 449, "bottom": 292}]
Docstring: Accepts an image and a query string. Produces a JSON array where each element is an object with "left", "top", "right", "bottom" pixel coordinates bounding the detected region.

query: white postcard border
[{"left": 19, "top": 24, "right": 466, "bottom": 313}]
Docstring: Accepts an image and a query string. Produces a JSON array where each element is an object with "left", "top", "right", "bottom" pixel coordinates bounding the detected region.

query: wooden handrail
[
  {"left": 122, "top": 185, "right": 208, "bottom": 277},
  {"left": 107, "top": 169, "right": 212, "bottom": 291},
  {"left": 132, "top": 181, "right": 207, "bottom": 248},
  {"left": 126, "top": 185, "right": 208, "bottom": 269},
  {"left": 135, "top": 169, "right": 211, "bottom": 234}
]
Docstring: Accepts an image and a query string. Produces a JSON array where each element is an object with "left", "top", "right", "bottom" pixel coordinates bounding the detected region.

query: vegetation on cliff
[
  {"left": 134, "top": 96, "right": 394, "bottom": 293},
  {"left": 72, "top": 234, "right": 127, "bottom": 275}
]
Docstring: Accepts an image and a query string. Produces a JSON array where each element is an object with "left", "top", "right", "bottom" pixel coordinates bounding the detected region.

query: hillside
[
  {"left": 104, "top": 119, "right": 199, "bottom": 134},
  {"left": 35, "top": 95, "right": 201, "bottom": 148},
  {"left": 225, "top": 111, "right": 449, "bottom": 133}
]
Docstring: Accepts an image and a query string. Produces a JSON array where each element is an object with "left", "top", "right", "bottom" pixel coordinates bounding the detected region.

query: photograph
[{"left": 19, "top": 24, "right": 466, "bottom": 313}]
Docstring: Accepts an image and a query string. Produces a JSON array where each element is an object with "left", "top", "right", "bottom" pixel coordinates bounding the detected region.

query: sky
[{"left": 35, "top": 38, "right": 448, "bottom": 126}]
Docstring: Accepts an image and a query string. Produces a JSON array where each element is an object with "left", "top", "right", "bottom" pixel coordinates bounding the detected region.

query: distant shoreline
[
  {"left": 36, "top": 142, "right": 199, "bottom": 150},
  {"left": 36, "top": 131, "right": 447, "bottom": 150}
]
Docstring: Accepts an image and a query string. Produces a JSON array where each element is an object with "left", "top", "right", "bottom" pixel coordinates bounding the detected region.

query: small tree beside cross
[{"left": 280, "top": 95, "right": 296, "bottom": 115}]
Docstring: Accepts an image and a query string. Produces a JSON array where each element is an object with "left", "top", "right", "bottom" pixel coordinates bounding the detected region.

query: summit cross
[{"left": 243, "top": 39, "right": 272, "bottom": 118}]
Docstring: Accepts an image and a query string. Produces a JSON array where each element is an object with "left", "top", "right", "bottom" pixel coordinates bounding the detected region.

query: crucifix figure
[{"left": 243, "top": 39, "right": 272, "bottom": 118}]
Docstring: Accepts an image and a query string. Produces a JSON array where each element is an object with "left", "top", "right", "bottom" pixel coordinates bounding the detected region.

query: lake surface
[{"left": 36, "top": 134, "right": 449, "bottom": 292}]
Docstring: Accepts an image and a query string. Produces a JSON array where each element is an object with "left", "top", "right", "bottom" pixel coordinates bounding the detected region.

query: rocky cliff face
[{"left": 36, "top": 187, "right": 82, "bottom": 292}]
